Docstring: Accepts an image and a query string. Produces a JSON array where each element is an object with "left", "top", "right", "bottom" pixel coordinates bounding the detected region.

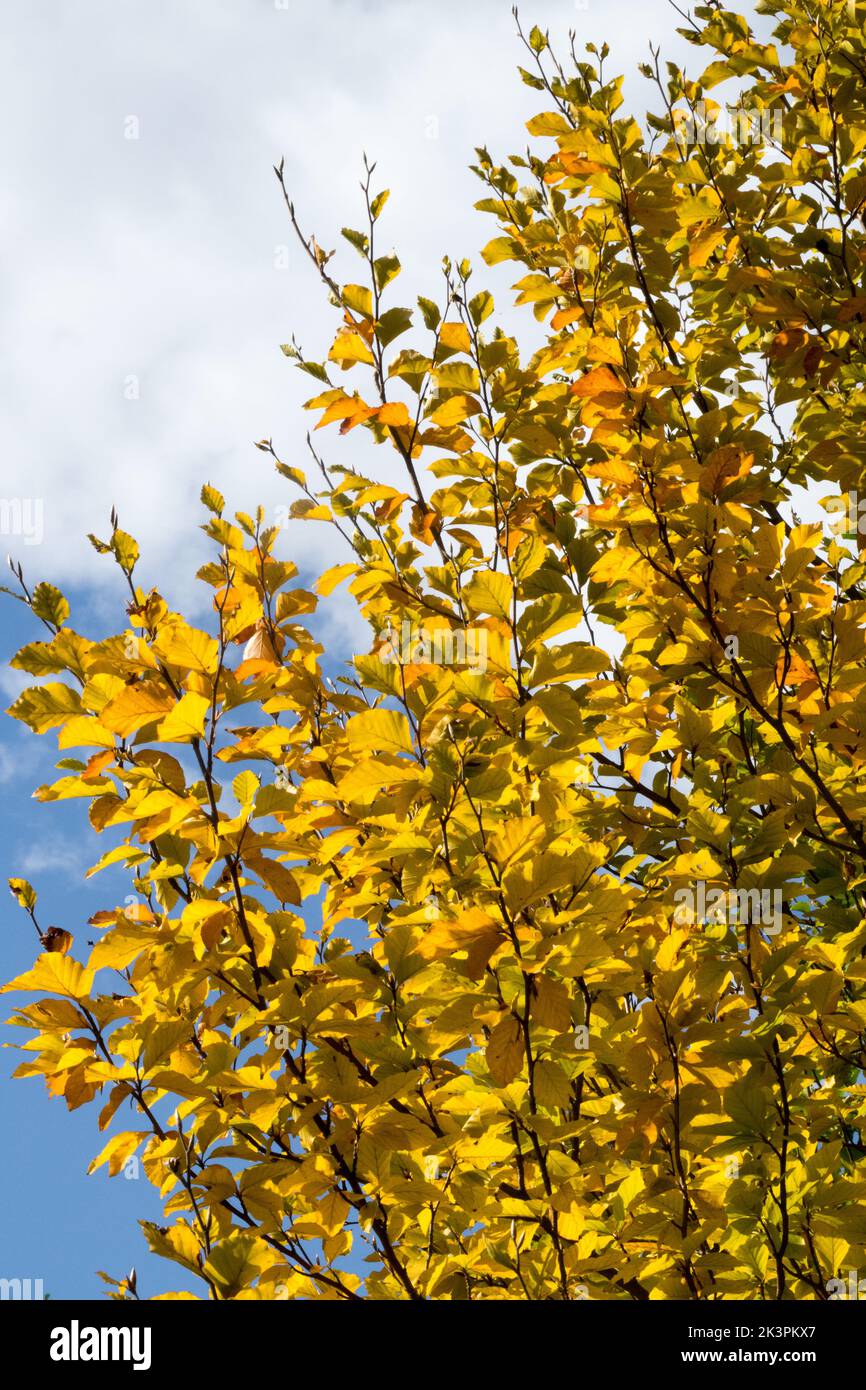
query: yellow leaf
[
  {"left": 2, "top": 953, "right": 94, "bottom": 1000},
  {"left": 315, "top": 563, "right": 358, "bottom": 597},
  {"left": 590, "top": 547, "right": 638, "bottom": 586},
  {"left": 316, "top": 395, "right": 367, "bottom": 429},
  {"left": 570, "top": 365, "right": 625, "bottom": 398},
  {"left": 57, "top": 716, "right": 116, "bottom": 749},
  {"left": 101, "top": 683, "right": 175, "bottom": 737},
  {"left": 153, "top": 622, "right": 218, "bottom": 674},
  {"left": 345, "top": 708, "right": 414, "bottom": 757},
  {"left": 88, "top": 924, "right": 156, "bottom": 972},
  {"left": 365, "top": 1113, "right": 431, "bottom": 1151},
  {"left": 490, "top": 817, "right": 546, "bottom": 872},
  {"left": 201, "top": 1232, "right": 262, "bottom": 1296},
  {"left": 677, "top": 192, "right": 722, "bottom": 226},
  {"left": 429, "top": 393, "right": 480, "bottom": 427},
  {"left": 8, "top": 878, "right": 37, "bottom": 911},
  {"left": 688, "top": 222, "right": 726, "bottom": 268},
  {"left": 416, "top": 909, "right": 503, "bottom": 978},
  {"left": 183, "top": 900, "right": 234, "bottom": 955},
  {"left": 375, "top": 401, "right": 411, "bottom": 428},
  {"left": 155, "top": 693, "right": 211, "bottom": 743},
  {"left": 289, "top": 500, "right": 332, "bottom": 522},
  {"left": 328, "top": 330, "right": 375, "bottom": 367},
  {"left": 530, "top": 643, "right": 610, "bottom": 685},
  {"left": 337, "top": 758, "right": 420, "bottom": 800},
  {"left": 656, "top": 928, "right": 689, "bottom": 972},
  {"left": 318, "top": 1189, "right": 352, "bottom": 1236},
  {"left": 586, "top": 336, "right": 623, "bottom": 366},
  {"left": 88, "top": 1131, "right": 146, "bottom": 1177},
  {"left": 531, "top": 976, "right": 572, "bottom": 1032},
  {"left": 699, "top": 446, "right": 754, "bottom": 498},
  {"left": 438, "top": 322, "right": 472, "bottom": 355},
  {"left": 7, "top": 683, "right": 83, "bottom": 734},
  {"left": 486, "top": 1014, "right": 525, "bottom": 1087},
  {"left": 232, "top": 771, "right": 260, "bottom": 806},
  {"left": 247, "top": 855, "right": 300, "bottom": 906},
  {"left": 464, "top": 570, "right": 513, "bottom": 619},
  {"left": 534, "top": 1059, "right": 572, "bottom": 1108}
]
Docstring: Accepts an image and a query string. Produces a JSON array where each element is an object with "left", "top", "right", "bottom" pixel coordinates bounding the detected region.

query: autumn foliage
[{"left": 5, "top": 0, "right": 866, "bottom": 1300}]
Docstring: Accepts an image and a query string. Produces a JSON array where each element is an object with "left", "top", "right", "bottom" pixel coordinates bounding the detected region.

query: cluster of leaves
[{"left": 4, "top": 0, "right": 866, "bottom": 1299}]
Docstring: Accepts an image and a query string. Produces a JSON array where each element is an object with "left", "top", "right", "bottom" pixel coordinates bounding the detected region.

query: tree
[{"left": 4, "top": 0, "right": 866, "bottom": 1301}]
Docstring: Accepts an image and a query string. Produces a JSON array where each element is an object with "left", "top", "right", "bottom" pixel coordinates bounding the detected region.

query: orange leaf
[{"left": 570, "top": 365, "right": 625, "bottom": 398}]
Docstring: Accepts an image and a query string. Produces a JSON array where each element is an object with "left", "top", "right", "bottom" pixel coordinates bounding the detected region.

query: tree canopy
[{"left": 5, "top": 0, "right": 866, "bottom": 1300}]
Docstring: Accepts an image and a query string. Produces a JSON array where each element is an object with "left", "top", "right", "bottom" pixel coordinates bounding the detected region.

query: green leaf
[
  {"left": 341, "top": 227, "right": 369, "bottom": 257},
  {"left": 373, "top": 254, "right": 401, "bottom": 293},
  {"left": 376, "top": 307, "right": 413, "bottom": 348},
  {"left": 418, "top": 297, "right": 441, "bottom": 331}
]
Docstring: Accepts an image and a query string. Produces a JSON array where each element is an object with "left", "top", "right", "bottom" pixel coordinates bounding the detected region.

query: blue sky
[{"left": 0, "top": 0, "right": 709, "bottom": 1299}]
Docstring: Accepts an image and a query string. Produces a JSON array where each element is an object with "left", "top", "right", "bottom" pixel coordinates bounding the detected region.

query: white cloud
[
  {"left": 0, "top": 666, "right": 35, "bottom": 703},
  {"left": 0, "top": 739, "right": 40, "bottom": 785},
  {"left": 15, "top": 831, "right": 91, "bottom": 879},
  {"left": 0, "top": 0, "right": 708, "bottom": 613}
]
